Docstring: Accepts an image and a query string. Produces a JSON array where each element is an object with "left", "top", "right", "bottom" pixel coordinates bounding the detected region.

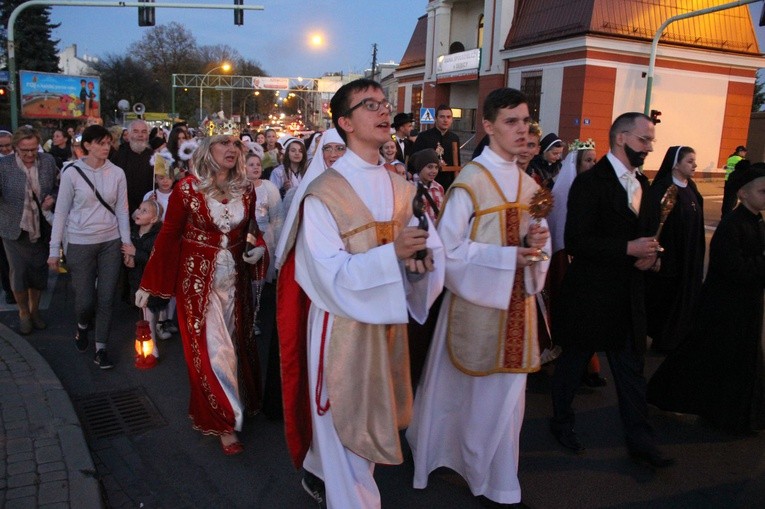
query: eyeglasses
[
  {"left": 344, "top": 98, "right": 393, "bottom": 116},
  {"left": 0, "top": 144, "right": 11, "bottom": 149},
  {"left": 322, "top": 144, "right": 346, "bottom": 154},
  {"left": 17, "top": 148, "right": 38, "bottom": 154},
  {"left": 623, "top": 131, "right": 656, "bottom": 146}
]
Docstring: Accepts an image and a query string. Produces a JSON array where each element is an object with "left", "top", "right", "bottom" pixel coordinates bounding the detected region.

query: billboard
[
  {"left": 252, "top": 77, "right": 290, "bottom": 91},
  {"left": 19, "top": 71, "right": 100, "bottom": 120}
]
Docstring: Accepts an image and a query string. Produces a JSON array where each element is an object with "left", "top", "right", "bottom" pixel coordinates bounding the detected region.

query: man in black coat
[
  {"left": 550, "top": 112, "right": 674, "bottom": 467},
  {"left": 392, "top": 113, "right": 413, "bottom": 165},
  {"left": 412, "top": 104, "right": 460, "bottom": 189}
]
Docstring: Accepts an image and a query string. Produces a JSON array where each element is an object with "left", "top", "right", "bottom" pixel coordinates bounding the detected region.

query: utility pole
[{"left": 371, "top": 43, "right": 378, "bottom": 82}]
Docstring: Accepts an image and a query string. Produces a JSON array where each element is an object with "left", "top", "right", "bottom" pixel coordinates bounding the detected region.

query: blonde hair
[
  {"left": 134, "top": 199, "right": 164, "bottom": 222},
  {"left": 191, "top": 135, "right": 250, "bottom": 199}
]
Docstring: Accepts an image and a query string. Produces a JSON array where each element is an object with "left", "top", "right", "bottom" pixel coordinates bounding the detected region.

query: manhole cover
[{"left": 73, "top": 387, "right": 166, "bottom": 439}]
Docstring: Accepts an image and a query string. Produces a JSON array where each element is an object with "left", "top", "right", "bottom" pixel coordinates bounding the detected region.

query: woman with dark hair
[
  {"left": 641, "top": 146, "right": 705, "bottom": 353},
  {"left": 137, "top": 135, "right": 268, "bottom": 455},
  {"left": 0, "top": 127, "right": 58, "bottom": 334},
  {"left": 166, "top": 126, "right": 190, "bottom": 178},
  {"left": 47, "top": 125, "right": 132, "bottom": 368},
  {"left": 48, "top": 129, "right": 72, "bottom": 169},
  {"left": 269, "top": 137, "right": 306, "bottom": 197}
]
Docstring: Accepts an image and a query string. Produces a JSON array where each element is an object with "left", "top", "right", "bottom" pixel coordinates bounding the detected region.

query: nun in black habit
[
  {"left": 640, "top": 146, "right": 705, "bottom": 353},
  {"left": 647, "top": 163, "right": 765, "bottom": 435}
]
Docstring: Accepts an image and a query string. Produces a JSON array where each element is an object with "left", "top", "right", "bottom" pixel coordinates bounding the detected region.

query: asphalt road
[{"left": 2, "top": 178, "right": 764, "bottom": 509}]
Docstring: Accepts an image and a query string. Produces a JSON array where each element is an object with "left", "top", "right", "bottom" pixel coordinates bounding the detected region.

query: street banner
[
  {"left": 19, "top": 71, "right": 101, "bottom": 120},
  {"left": 252, "top": 77, "right": 290, "bottom": 91}
]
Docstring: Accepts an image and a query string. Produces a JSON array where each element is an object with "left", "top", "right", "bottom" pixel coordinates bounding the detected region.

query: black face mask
[{"left": 624, "top": 143, "right": 646, "bottom": 168}]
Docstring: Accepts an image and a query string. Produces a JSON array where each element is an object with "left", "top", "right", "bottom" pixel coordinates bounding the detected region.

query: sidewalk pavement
[{"left": 0, "top": 320, "right": 102, "bottom": 509}]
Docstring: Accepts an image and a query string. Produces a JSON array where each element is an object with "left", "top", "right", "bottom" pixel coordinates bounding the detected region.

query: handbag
[{"left": 31, "top": 192, "right": 52, "bottom": 243}]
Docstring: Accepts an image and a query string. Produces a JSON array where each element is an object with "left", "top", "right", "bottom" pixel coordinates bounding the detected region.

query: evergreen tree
[{"left": 0, "top": 0, "right": 60, "bottom": 73}]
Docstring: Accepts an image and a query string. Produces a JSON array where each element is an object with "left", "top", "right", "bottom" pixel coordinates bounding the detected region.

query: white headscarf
[
  {"left": 274, "top": 128, "right": 345, "bottom": 268},
  {"left": 549, "top": 150, "right": 579, "bottom": 253}
]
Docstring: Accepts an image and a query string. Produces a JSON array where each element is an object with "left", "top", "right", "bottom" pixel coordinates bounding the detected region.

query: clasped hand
[
  {"left": 628, "top": 236, "right": 659, "bottom": 271},
  {"left": 394, "top": 227, "right": 434, "bottom": 274}
]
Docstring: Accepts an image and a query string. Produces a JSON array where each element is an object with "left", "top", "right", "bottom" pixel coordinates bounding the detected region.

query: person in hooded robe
[
  {"left": 647, "top": 163, "right": 765, "bottom": 435},
  {"left": 262, "top": 128, "right": 347, "bottom": 420},
  {"left": 640, "top": 146, "right": 705, "bottom": 353}
]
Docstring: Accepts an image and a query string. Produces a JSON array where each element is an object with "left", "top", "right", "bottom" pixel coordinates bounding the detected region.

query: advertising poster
[{"left": 20, "top": 71, "right": 100, "bottom": 119}]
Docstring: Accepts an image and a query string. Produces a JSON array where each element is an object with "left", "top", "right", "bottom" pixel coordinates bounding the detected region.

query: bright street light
[{"left": 199, "top": 62, "right": 232, "bottom": 125}]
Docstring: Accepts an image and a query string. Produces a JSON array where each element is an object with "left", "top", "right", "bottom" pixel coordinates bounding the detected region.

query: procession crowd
[{"left": 0, "top": 78, "right": 763, "bottom": 509}]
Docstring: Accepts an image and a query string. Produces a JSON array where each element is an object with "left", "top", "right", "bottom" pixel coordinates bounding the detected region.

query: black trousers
[{"left": 551, "top": 342, "right": 656, "bottom": 451}]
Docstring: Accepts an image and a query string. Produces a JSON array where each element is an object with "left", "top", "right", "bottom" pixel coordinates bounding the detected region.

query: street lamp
[{"left": 199, "top": 62, "right": 232, "bottom": 125}]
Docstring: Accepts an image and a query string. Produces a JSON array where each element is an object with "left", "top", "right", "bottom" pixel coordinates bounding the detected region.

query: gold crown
[{"left": 569, "top": 138, "right": 595, "bottom": 151}]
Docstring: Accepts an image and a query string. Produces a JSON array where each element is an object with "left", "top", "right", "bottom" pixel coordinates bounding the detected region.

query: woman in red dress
[{"left": 137, "top": 135, "right": 268, "bottom": 455}]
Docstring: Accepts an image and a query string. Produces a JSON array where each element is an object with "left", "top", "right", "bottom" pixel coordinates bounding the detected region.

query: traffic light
[
  {"left": 234, "top": 0, "right": 244, "bottom": 26},
  {"left": 650, "top": 109, "right": 662, "bottom": 124},
  {"left": 138, "top": 0, "right": 155, "bottom": 27}
]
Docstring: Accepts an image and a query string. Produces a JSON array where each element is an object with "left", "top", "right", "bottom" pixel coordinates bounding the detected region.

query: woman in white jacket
[{"left": 47, "top": 125, "right": 132, "bottom": 370}]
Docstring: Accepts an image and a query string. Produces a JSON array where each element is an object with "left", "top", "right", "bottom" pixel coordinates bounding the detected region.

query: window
[
  {"left": 478, "top": 15, "right": 484, "bottom": 49},
  {"left": 521, "top": 71, "right": 542, "bottom": 121}
]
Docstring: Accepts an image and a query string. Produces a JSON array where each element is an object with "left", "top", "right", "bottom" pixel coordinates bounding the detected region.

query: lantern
[{"left": 134, "top": 320, "right": 157, "bottom": 370}]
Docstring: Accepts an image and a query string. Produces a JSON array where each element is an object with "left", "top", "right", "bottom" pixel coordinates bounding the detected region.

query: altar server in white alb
[
  {"left": 407, "top": 87, "right": 550, "bottom": 509},
  {"left": 277, "top": 78, "right": 444, "bottom": 509}
]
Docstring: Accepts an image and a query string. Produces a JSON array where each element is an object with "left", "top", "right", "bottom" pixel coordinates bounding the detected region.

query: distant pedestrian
[
  {"left": 269, "top": 137, "right": 306, "bottom": 197},
  {"left": 412, "top": 104, "right": 460, "bottom": 189},
  {"left": 722, "top": 145, "right": 748, "bottom": 217},
  {"left": 110, "top": 120, "right": 153, "bottom": 214},
  {"left": 0, "top": 127, "right": 58, "bottom": 334},
  {"left": 48, "top": 125, "right": 132, "bottom": 369}
]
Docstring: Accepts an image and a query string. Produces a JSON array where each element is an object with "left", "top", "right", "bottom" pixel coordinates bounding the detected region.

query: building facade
[{"left": 396, "top": 0, "right": 764, "bottom": 170}]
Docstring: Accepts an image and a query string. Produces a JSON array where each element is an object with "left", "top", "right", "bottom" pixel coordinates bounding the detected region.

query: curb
[{"left": 0, "top": 322, "right": 103, "bottom": 509}]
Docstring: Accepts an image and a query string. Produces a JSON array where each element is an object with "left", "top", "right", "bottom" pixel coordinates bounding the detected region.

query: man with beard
[
  {"left": 549, "top": 112, "right": 674, "bottom": 468},
  {"left": 110, "top": 120, "right": 153, "bottom": 213}
]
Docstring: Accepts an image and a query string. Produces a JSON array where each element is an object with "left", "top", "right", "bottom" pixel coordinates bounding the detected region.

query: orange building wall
[
  {"left": 559, "top": 65, "right": 616, "bottom": 155},
  {"left": 475, "top": 74, "right": 506, "bottom": 139},
  {"left": 718, "top": 81, "right": 755, "bottom": 167}
]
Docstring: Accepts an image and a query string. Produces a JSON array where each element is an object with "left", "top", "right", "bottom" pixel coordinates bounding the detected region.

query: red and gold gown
[{"left": 141, "top": 176, "right": 267, "bottom": 435}]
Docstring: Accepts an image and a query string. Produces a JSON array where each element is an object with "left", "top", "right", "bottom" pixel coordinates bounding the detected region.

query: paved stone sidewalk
[{"left": 0, "top": 322, "right": 102, "bottom": 509}]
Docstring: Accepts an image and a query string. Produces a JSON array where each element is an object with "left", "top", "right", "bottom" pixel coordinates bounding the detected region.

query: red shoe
[{"left": 221, "top": 439, "right": 244, "bottom": 456}]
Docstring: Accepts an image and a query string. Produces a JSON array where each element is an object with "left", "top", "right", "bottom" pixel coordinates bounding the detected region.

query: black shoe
[
  {"left": 628, "top": 446, "right": 675, "bottom": 468},
  {"left": 552, "top": 429, "right": 585, "bottom": 454},
  {"left": 75, "top": 326, "right": 89, "bottom": 352},
  {"left": 582, "top": 372, "right": 607, "bottom": 387},
  {"left": 94, "top": 349, "right": 114, "bottom": 370},
  {"left": 301, "top": 470, "right": 327, "bottom": 508},
  {"left": 478, "top": 495, "right": 531, "bottom": 508}
]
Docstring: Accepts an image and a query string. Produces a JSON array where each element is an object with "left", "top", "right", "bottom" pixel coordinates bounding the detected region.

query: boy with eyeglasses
[{"left": 277, "top": 78, "right": 444, "bottom": 508}]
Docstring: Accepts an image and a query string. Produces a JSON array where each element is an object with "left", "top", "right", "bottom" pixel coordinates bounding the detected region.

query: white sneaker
[{"left": 155, "top": 322, "right": 172, "bottom": 340}]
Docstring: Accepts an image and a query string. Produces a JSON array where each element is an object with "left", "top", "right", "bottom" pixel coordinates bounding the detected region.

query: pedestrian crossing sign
[{"left": 420, "top": 107, "right": 436, "bottom": 124}]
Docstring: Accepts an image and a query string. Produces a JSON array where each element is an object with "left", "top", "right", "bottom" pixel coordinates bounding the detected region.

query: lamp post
[{"left": 199, "top": 62, "right": 231, "bottom": 125}]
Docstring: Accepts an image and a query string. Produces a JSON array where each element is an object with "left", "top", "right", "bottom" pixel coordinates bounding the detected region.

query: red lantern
[{"left": 134, "top": 320, "right": 157, "bottom": 370}]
